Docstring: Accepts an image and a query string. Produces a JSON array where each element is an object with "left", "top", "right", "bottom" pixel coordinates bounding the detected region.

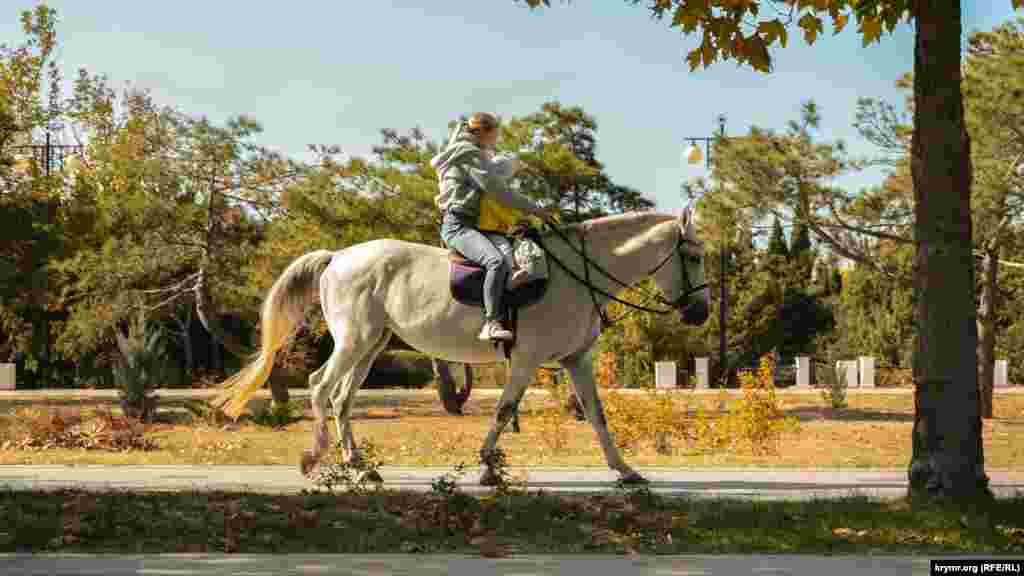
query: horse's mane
[{"left": 543, "top": 211, "right": 676, "bottom": 237}]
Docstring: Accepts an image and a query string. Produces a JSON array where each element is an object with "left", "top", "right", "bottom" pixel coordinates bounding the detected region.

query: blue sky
[{"left": 4, "top": 1, "right": 1021, "bottom": 218}]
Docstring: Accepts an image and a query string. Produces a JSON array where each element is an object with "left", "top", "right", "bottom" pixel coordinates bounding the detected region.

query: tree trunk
[
  {"left": 172, "top": 305, "right": 194, "bottom": 377},
  {"left": 976, "top": 248, "right": 998, "bottom": 419},
  {"left": 907, "top": 0, "right": 989, "bottom": 501}
]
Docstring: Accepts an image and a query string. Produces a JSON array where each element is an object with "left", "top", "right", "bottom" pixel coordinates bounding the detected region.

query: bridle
[{"left": 527, "top": 217, "right": 709, "bottom": 331}]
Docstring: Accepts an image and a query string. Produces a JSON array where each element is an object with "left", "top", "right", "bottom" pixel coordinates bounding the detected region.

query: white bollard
[
  {"left": 994, "top": 359, "right": 1009, "bottom": 388},
  {"left": 796, "top": 356, "right": 812, "bottom": 388},
  {"left": 0, "top": 363, "right": 14, "bottom": 390},
  {"left": 858, "top": 356, "right": 875, "bottom": 388},
  {"left": 655, "top": 361, "right": 677, "bottom": 390},
  {"left": 836, "top": 360, "right": 858, "bottom": 388},
  {"left": 695, "top": 357, "right": 710, "bottom": 389}
]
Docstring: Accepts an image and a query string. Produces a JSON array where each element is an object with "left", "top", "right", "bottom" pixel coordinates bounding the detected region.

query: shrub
[
  {"left": 602, "top": 389, "right": 690, "bottom": 456},
  {"left": 113, "top": 308, "right": 175, "bottom": 422},
  {"left": 313, "top": 439, "right": 384, "bottom": 494},
  {"left": 531, "top": 368, "right": 573, "bottom": 454},
  {"left": 721, "top": 355, "right": 801, "bottom": 455},
  {"left": 877, "top": 367, "right": 913, "bottom": 388},
  {"left": 363, "top": 350, "right": 434, "bottom": 389},
  {"left": 820, "top": 361, "right": 849, "bottom": 410},
  {"left": 251, "top": 400, "right": 305, "bottom": 429},
  {"left": 182, "top": 399, "right": 232, "bottom": 427}
]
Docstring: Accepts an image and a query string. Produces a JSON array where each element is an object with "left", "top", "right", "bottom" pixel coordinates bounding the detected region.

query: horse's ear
[
  {"left": 679, "top": 205, "right": 697, "bottom": 236},
  {"left": 679, "top": 206, "right": 691, "bottom": 228}
]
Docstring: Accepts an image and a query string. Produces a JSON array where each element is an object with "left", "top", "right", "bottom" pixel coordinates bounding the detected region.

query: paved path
[
  {"left": 3, "top": 465, "right": 1023, "bottom": 500},
  {"left": 0, "top": 553, "right": 959, "bottom": 575}
]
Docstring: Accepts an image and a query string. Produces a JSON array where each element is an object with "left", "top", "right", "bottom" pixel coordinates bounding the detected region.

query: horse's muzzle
[{"left": 680, "top": 298, "right": 709, "bottom": 326}]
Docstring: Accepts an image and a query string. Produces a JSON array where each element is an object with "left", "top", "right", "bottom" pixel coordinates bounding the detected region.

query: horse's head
[{"left": 651, "top": 206, "right": 709, "bottom": 326}]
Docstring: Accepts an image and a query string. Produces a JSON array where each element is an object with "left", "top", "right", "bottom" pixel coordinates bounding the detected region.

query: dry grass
[{"left": 1, "top": 392, "right": 1022, "bottom": 469}]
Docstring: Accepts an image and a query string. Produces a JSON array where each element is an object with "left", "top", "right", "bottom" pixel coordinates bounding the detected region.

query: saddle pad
[{"left": 449, "top": 261, "right": 548, "bottom": 309}]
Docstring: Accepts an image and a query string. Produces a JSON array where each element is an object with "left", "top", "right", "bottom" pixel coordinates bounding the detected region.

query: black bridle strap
[
  {"left": 578, "top": 223, "right": 612, "bottom": 329},
  {"left": 525, "top": 224, "right": 708, "bottom": 323},
  {"left": 540, "top": 217, "right": 706, "bottom": 309}
]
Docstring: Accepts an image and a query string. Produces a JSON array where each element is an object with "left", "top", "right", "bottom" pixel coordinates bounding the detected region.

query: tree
[
  {"left": 768, "top": 217, "right": 789, "bottom": 258},
  {"left": 853, "top": 19, "right": 1024, "bottom": 419},
  {"left": 504, "top": 102, "right": 654, "bottom": 220},
  {"left": 53, "top": 69, "right": 303, "bottom": 403},
  {"left": 0, "top": 4, "right": 73, "bottom": 385},
  {"left": 521, "top": 0, "right": 1024, "bottom": 501},
  {"left": 789, "top": 221, "right": 814, "bottom": 281},
  {"left": 962, "top": 19, "right": 1024, "bottom": 419}
]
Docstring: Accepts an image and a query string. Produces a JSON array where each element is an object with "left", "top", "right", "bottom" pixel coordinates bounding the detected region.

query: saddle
[
  {"left": 447, "top": 229, "right": 549, "bottom": 359},
  {"left": 447, "top": 249, "right": 548, "bottom": 310}
]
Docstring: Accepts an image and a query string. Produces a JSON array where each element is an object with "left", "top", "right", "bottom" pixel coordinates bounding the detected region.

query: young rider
[{"left": 431, "top": 112, "right": 552, "bottom": 342}]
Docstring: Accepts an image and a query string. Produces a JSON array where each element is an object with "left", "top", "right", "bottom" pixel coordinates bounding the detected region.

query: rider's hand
[{"left": 533, "top": 207, "right": 559, "bottom": 224}]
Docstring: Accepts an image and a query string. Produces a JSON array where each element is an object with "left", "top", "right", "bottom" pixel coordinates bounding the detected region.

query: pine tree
[{"left": 768, "top": 217, "right": 789, "bottom": 258}]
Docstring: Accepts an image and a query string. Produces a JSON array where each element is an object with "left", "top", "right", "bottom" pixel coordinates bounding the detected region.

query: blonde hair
[{"left": 466, "top": 112, "right": 499, "bottom": 138}]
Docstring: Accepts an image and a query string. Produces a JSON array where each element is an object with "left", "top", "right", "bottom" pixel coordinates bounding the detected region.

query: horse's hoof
[
  {"left": 619, "top": 471, "right": 649, "bottom": 485},
  {"left": 479, "top": 468, "right": 501, "bottom": 487},
  {"left": 360, "top": 469, "right": 384, "bottom": 484},
  {"left": 300, "top": 451, "right": 319, "bottom": 477}
]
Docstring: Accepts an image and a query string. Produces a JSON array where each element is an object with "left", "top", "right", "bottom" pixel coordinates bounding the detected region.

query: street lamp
[
  {"left": 9, "top": 128, "right": 84, "bottom": 386},
  {"left": 684, "top": 114, "right": 728, "bottom": 386}
]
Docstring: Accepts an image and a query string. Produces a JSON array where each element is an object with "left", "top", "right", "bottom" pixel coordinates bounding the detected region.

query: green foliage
[
  {"left": 312, "top": 439, "right": 384, "bottom": 495},
  {"left": 768, "top": 217, "right": 789, "bottom": 258},
  {"left": 112, "top": 307, "right": 174, "bottom": 422},
  {"left": 181, "top": 399, "right": 232, "bottom": 427},
  {"left": 823, "top": 249, "right": 914, "bottom": 369},
  {"left": 250, "top": 400, "right": 305, "bottom": 429},
  {"left": 820, "top": 360, "right": 850, "bottom": 410}
]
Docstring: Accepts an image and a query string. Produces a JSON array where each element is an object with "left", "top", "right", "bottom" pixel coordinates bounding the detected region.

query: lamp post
[
  {"left": 684, "top": 114, "right": 728, "bottom": 386},
  {"left": 10, "top": 129, "right": 84, "bottom": 387}
]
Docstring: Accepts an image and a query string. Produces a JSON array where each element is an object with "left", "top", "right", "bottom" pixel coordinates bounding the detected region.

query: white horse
[{"left": 213, "top": 208, "right": 709, "bottom": 485}]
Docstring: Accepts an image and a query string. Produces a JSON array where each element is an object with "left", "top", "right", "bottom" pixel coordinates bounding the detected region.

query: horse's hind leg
[
  {"left": 301, "top": 306, "right": 386, "bottom": 477},
  {"left": 330, "top": 328, "right": 391, "bottom": 481}
]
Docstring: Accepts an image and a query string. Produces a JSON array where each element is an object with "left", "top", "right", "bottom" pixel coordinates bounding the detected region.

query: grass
[
  {"left": 2, "top": 484, "right": 1023, "bottom": 555},
  {"left": 1, "top": 392, "right": 1022, "bottom": 469}
]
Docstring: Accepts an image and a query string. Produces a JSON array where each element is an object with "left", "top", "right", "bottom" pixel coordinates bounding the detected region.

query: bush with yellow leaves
[{"left": 705, "top": 355, "right": 802, "bottom": 455}]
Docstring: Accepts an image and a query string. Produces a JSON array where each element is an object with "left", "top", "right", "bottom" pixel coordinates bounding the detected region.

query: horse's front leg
[
  {"left": 560, "top": 348, "right": 646, "bottom": 484},
  {"left": 479, "top": 360, "right": 536, "bottom": 486}
]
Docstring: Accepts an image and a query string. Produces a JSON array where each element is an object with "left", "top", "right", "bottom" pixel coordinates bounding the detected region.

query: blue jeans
[{"left": 441, "top": 211, "right": 510, "bottom": 321}]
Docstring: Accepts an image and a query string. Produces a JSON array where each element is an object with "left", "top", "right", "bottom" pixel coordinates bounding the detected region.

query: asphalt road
[
  {"left": 0, "top": 553, "right": 961, "bottom": 576},
  {"left": 2, "top": 465, "right": 1024, "bottom": 500}
]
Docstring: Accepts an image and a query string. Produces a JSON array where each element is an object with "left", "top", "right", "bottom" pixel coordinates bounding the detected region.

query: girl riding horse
[{"left": 431, "top": 112, "right": 554, "bottom": 342}]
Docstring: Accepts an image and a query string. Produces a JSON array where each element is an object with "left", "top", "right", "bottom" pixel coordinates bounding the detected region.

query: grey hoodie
[{"left": 430, "top": 122, "right": 543, "bottom": 224}]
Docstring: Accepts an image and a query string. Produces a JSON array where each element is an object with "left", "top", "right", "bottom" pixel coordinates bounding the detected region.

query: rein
[{"left": 524, "top": 218, "right": 709, "bottom": 330}]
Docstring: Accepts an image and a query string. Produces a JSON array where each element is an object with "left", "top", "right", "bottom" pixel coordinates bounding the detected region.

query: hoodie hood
[{"left": 430, "top": 122, "right": 481, "bottom": 176}]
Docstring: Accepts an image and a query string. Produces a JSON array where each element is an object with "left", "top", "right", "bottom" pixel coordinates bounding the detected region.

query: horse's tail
[{"left": 211, "top": 250, "right": 335, "bottom": 420}]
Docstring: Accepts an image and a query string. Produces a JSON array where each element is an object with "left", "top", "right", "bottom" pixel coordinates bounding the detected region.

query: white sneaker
[
  {"left": 478, "top": 320, "right": 514, "bottom": 341},
  {"left": 506, "top": 268, "right": 531, "bottom": 291}
]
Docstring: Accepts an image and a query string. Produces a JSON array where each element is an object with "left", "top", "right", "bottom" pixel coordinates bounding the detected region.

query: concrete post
[
  {"left": 0, "top": 363, "right": 14, "bottom": 390},
  {"left": 836, "top": 360, "right": 858, "bottom": 388},
  {"left": 994, "top": 359, "right": 1009, "bottom": 388},
  {"left": 655, "top": 361, "right": 677, "bottom": 390},
  {"left": 858, "top": 356, "right": 875, "bottom": 388},
  {"left": 695, "top": 357, "right": 710, "bottom": 389},
  {"left": 796, "top": 356, "right": 812, "bottom": 388}
]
